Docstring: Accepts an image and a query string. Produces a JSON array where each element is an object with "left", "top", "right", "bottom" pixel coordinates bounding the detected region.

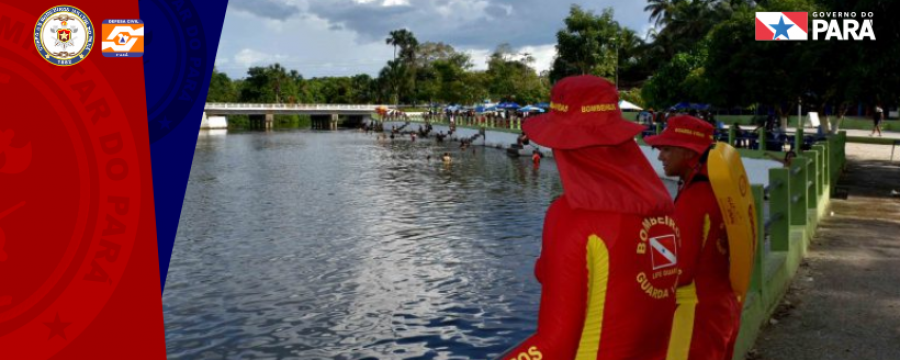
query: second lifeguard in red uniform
[{"left": 645, "top": 116, "right": 741, "bottom": 360}]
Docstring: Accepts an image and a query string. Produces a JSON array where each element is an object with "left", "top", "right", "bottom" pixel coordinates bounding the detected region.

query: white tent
[{"left": 618, "top": 99, "right": 643, "bottom": 111}]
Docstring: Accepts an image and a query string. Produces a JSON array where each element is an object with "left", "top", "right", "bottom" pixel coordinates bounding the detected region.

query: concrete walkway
[
  {"left": 749, "top": 143, "right": 900, "bottom": 359},
  {"left": 728, "top": 124, "right": 900, "bottom": 140}
]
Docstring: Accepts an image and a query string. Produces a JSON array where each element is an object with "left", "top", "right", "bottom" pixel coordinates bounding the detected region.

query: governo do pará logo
[{"left": 34, "top": 5, "right": 94, "bottom": 66}]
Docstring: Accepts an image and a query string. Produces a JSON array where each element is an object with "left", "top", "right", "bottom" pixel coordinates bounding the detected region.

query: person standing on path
[
  {"left": 871, "top": 104, "right": 884, "bottom": 137},
  {"left": 645, "top": 116, "right": 739, "bottom": 360},
  {"left": 499, "top": 76, "right": 680, "bottom": 360}
]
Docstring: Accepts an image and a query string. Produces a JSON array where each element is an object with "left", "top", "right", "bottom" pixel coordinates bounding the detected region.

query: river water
[{"left": 164, "top": 129, "right": 587, "bottom": 359}]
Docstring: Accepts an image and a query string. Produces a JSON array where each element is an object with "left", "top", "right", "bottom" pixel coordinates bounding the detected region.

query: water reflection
[
  {"left": 165, "top": 130, "right": 569, "bottom": 359},
  {"left": 165, "top": 130, "right": 682, "bottom": 359}
]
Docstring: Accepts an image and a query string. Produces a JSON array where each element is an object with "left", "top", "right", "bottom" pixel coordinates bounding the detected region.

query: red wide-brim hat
[
  {"left": 643, "top": 115, "right": 715, "bottom": 155},
  {"left": 523, "top": 76, "right": 646, "bottom": 149}
]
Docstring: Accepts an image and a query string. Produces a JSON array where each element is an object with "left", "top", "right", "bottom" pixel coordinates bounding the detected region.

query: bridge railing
[
  {"left": 376, "top": 113, "right": 529, "bottom": 132},
  {"left": 204, "top": 103, "right": 391, "bottom": 111}
]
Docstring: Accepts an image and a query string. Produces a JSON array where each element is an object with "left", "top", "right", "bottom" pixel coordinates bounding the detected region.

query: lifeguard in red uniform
[
  {"left": 644, "top": 116, "right": 741, "bottom": 360},
  {"left": 499, "top": 76, "right": 681, "bottom": 360}
]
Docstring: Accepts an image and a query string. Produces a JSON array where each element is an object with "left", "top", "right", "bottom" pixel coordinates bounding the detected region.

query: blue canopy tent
[
  {"left": 518, "top": 105, "right": 545, "bottom": 113},
  {"left": 534, "top": 102, "right": 550, "bottom": 109},
  {"left": 497, "top": 102, "right": 521, "bottom": 110},
  {"left": 670, "top": 102, "right": 711, "bottom": 111},
  {"left": 477, "top": 105, "right": 499, "bottom": 113}
]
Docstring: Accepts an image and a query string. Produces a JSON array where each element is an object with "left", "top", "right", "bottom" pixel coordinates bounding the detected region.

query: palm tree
[
  {"left": 386, "top": 29, "right": 418, "bottom": 63},
  {"left": 386, "top": 30, "right": 400, "bottom": 60},
  {"left": 386, "top": 29, "right": 420, "bottom": 104},
  {"left": 379, "top": 59, "right": 409, "bottom": 105},
  {"left": 646, "top": 0, "right": 725, "bottom": 58},
  {"left": 269, "top": 63, "right": 289, "bottom": 103},
  {"left": 645, "top": 0, "right": 680, "bottom": 27}
]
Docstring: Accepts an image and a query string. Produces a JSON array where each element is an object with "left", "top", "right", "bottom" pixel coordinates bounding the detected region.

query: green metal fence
[{"left": 732, "top": 131, "right": 847, "bottom": 360}]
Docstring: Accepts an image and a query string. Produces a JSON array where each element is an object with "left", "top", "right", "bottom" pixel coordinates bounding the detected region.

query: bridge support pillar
[
  {"left": 330, "top": 114, "right": 339, "bottom": 130},
  {"left": 311, "top": 115, "right": 329, "bottom": 130},
  {"left": 265, "top": 113, "right": 274, "bottom": 129},
  {"left": 200, "top": 111, "right": 210, "bottom": 129}
]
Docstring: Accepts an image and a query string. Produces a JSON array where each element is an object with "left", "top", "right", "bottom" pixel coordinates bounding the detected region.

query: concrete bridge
[{"left": 202, "top": 103, "right": 392, "bottom": 129}]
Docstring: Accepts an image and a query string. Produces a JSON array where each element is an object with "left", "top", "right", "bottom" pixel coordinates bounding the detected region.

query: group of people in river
[
  {"left": 498, "top": 75, "right": 751, "bottom": 360},
  {"left": 370, "top": 119, "right": 484, "bottom": 164}
]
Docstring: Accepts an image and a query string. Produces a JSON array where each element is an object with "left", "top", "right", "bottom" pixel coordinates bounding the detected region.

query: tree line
[{"left": 208, "top": 0, "right": 899, "bottom": 122}]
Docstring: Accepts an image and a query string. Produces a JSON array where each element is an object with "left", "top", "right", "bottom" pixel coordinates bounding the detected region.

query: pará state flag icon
[
  {"left": 756, "top": 12, "right": 808, "bottom": 41},
  {"left": 650, "top": 235, "right": 678, "bottom": 270}
]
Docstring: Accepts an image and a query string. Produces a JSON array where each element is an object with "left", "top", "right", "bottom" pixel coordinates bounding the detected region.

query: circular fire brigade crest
[{"left": 34, "top": 5, "right": 94, "bottom": 66}]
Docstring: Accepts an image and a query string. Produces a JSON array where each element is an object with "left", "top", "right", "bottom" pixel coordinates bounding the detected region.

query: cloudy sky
[{"left": 214, "top": 0, "right": 656, "bottom": 79}]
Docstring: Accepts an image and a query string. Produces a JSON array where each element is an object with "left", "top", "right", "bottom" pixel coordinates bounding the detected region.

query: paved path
[
  {"left": 749, "top": 143, "right": 900, "bottom": 359},
  {"left": 728, "top": 125, "right": 900, "bottom": 140},
  {"left": 838, "top": 128, "right": 900, "bottom": 139}
]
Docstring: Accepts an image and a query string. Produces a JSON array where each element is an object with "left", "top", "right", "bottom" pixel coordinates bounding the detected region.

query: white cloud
[
  {"left": 434, "top": 0, "right": 491, "bottom": 21},
  {"left": 217, "top": 0, "right": 652, "bottom": 78},
  {"left": 382, "top": 0, "right": 410, "bottom": 6},
  {"left": 497, "top": 3, "right": 512, "bottom": 16},
  {"left": 464, "top": 48, "right": 493, "bottom": 70},
  {"left": 463, "top": 44, "right": 555, "bottom": 75},
  {"left": 519, "top": 44, "right": 557, "bottom": 74},
  {"left": 234, "top": 48, "right": 289, "bottom": 68},
  {"left": 227, "top": 0, "right": 302, "bottom": 20}
]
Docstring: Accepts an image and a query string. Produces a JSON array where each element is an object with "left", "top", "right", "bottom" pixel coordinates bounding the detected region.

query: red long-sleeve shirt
[
  {"left": 503, "top": 196, "right": 681, "bottom": 360},
  {"left": 500, "top": 141, "right": 678, "bottom": 360},
  {"left": 668, "top": 177, "right": 740, "bottom": 360}
]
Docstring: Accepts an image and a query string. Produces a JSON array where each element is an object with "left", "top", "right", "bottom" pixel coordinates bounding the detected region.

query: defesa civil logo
[
  {"left": 756, "top": 11, "right": 876, "bottom": 41},
  {"left": 101, "top": 19, "right": 144, "bottom": 57}
]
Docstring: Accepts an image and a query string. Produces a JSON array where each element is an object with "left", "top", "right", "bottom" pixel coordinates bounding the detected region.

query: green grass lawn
[{"left": 396, "top": 107, "right": 431, "bottom": 113}]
